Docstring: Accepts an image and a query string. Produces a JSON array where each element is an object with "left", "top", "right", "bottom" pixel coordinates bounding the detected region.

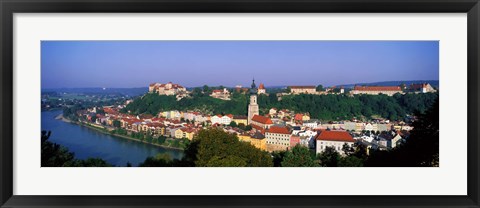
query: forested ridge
[{"left": 121, "top": 92, "right": 438, "bottom": 121}]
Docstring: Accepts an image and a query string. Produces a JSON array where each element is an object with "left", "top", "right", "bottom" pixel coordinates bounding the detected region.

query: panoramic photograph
[{"left": 41, "top": 41, "right": 439, "bottom": 167}]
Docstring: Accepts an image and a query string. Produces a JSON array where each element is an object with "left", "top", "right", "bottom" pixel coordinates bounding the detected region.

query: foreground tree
[
  {"left": 184, "top": 128, "right": 273, "bottom": 167},
  {"left": 281, "top": 145, "right": 318, "bottom": 167},
  {"left": 317, "top": 146, "right": 340, "bottom": 167},
  {"left": 139, "top": 153, "right": 184, "bottom": 167},
  {"left": 338, "top": 155, "right": 364, "bottom": 167},
  {"left": 366, "top": 98, "right": 439, "bottom": 167}
]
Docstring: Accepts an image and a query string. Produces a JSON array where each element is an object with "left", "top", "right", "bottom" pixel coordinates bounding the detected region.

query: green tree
[
  {"left": 316, "top": 85, "right": 324, "bottom": 92},
  {"left": 317, "top": 146, "right": 340, "bottom": 167},
  {"left": 366, "top": 98, "right": 439, "bottom": 167},
  {"left": 342, "top": 143, "right": 355, "bottom": 156},
  {"left": 205, "top": 155, "right": 248, "bottom": 167},
  {"left": 157, "top": 135, "right": 167, "bottom": 144},
  {"left": 338, "top": 155, "right": 364, "bottom": 167},
  {"left": 285, "top": 86, "right": 291, "bottom": 93},
  {"left": 229, "top": 121, "right": 238, "bottom": 127},
  {"left": 185, "top": 128, "right": 273, "bottom": 167},
  {"left": 271, "top": 151, "right": 287, "bottom": 167},
  {"left": 281, "top": 145, "right": 318, "bottom": 167},
  {"left": 202, "top": 85, "right": 210, "bottom": 94}
]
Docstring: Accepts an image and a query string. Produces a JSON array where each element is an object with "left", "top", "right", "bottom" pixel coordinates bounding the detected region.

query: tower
[{"left": 248, "top": 79, "right": 259, "bottom": 125}]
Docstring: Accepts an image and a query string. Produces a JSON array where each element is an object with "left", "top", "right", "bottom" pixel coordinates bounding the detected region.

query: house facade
[
  {"left": 290, "top": 86, "right": 316, "bottom": 94},
  {"left": 315, "top": 130, "right": 355, "bottom": 155},
  {"left": 265, "top": 126, "right": 291, "bottom": 152}
]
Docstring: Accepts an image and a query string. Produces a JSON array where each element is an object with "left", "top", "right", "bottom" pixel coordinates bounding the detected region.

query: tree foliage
[
  {"left": 281, "top": 145, "right": 318, "bottom": 167},
  {"left": 184, "top": 128, "right": 273, "bottom": 167},
  {"left": 366, "top": 98, "right": 439, "bottom": 167},
  {"left": 317, "top": 146, "right": 340, "bottom": 167},
  {"left": 122, "top": 91, "right": 438, "bottom": 122}
]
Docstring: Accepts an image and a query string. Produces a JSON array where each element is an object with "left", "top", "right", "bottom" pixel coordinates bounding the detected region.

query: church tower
[{"left": 248, "top": 78, "right": 260, "bottom": 125}]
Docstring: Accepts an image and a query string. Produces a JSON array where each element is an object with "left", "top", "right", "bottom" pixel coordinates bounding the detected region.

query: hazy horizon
[
  {"left": 41, "top": 79, "right": 440, "bottom": 90},
  {"left": 41, "top": 41, "right": 439, "bottom": 89}
]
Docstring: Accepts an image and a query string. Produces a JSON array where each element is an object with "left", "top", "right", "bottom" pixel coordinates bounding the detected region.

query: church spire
[{"left": 250, "top": 78, "right": 257, "bottom": 94}]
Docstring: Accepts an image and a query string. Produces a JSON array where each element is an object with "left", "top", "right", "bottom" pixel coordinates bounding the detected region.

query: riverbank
[{"left": 58, "top": 113, "right": 184, "bottom": 151}]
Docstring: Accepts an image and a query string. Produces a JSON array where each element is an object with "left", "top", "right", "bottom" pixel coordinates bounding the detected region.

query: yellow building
[
  {"left": 233, "top": 115, "right": 248, "bottom": 126},
  {"left": 238, "top": 133, "right": 266, "bottom": 151},
  {"left": 174, "top": 128, "right": 184, "bottom": 139},
  {"left": 302, "top": 114, "right": 310, "bottom": 121},
  {"left": 181, "top": 128, "right": 195, "bottom": 140}
]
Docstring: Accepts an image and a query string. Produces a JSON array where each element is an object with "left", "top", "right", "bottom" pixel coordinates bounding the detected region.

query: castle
[{"left": 148, "top": 82, "right": 187, "bottom": 96}]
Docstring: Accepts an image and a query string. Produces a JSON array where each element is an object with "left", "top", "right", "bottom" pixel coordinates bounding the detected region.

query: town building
[
  {"left": 265, "top": 126, "right": 291, "bottom": 152},
  {"left": 258, "top": 83, "right": 266, "bottom": 94},
  {"left": 290, "top": 135, "right": 301, "bottom": 148},
  {"left": 250, "top": 115, "right": 273, "bottom": 130},
  {"left": 235, "top": 85, "right": 249, "bottom": 94},
  {"left": 211, "top": 114, "right": 233, "bottom": 125},
  {"left": 269, "top": 108, "right": 277, "bottom": 116},
  {"left": 315, "top": 130, "right": 355, "bottom": 155},
  {"left": 238, "top": 131, "right": 266, "bottom": 151},
  {"left": 149, "top": 82, "right": 187, "bottom": 96},
  {"left": 232, "top": 115, "right": 248, "bottom": 126},
  {"left": 408, "top": 83, "right": 436, "bottom": 93},
  {"left": 290, "top": 86, "right": 316, "bottom": 94},
  {"left": 210, "top": 88, "right": 231, "bottom": 100},
  {"left": 248, "top": 79, "right": 260, "bottom": 124},
  {"left": 350, "top": 86, "right": 403, "bottom": 96}
]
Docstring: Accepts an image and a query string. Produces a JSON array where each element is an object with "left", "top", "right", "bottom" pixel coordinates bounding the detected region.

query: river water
[{"left": 41, "top": 110, "right": 184, "bottom": 166}]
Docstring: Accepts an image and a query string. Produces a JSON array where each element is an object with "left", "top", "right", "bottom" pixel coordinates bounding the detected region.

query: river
[{"left": 41, "top": 110, "right": 184, "bottom": 166}]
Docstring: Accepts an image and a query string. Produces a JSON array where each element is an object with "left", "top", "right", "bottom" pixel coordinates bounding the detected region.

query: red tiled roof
[
  {"left": 103, "top": 107, "right": 118, "bottom": 114},
  {"left": 267, "top": 126, "right": 290, "bottom": 134},
  {"left": 354, "top": 86, "right": 402, "bottom": 91},
  {"left": 251, "top": 124, "right": 265, "bottom": 134},
  {"left": 290, "top": 86, "right": 315, "bottom": 89},
  {"left": 259, "top": 83, "right": 265, "bottom": 89},
  {"left": 251, "top": 115, "right": 273, "bottom": 124},
  {"left": 316, "top": 131, "right": 354, "bottom": 142}
]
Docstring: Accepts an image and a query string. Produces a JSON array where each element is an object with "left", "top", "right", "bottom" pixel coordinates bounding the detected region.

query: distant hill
[
  {"left": 341, "top": 80, "right": 439, "bottom": 89},
  {"left": 41, "top": 87, "right": 148, "bottom": 97}
]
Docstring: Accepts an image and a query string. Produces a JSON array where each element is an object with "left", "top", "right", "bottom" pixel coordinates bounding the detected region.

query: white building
[
  {"left": 302, "top": 120, "right": 320, "bottom": 128},
  {"left": 265, "top": 126, "right": 291, "bottom": 152},
  {"left": 211, "top": 114, "right": 233, "bottom": 125},
  {"left": 298, "top": 130, "right": 317, "bottom": 138},
  {"left": 315, "top": 131, "right": 355, "bottom": 156}
]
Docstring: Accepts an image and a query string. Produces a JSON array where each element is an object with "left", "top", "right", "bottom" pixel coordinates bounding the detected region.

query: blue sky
[{"left": 41, "top": 41, "right": 439, "bottom": 89}]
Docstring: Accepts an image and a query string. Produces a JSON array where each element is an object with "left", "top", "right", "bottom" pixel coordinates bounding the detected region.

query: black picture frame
[{"left": 1, "top": 0, "right": 479, "bottom": 207}]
